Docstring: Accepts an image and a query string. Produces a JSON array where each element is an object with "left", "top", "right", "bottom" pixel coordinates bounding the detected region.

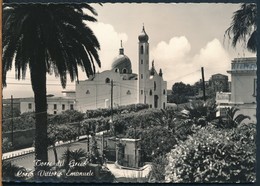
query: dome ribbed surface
[{"left": 111, "top": 55, "right": 132, "bottom": 74}]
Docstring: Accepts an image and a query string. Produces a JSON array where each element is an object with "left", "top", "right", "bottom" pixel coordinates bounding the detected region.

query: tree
[
  {"left": 48, "top": 124, "right": 78, "bottom": 163},
  {"left": 225, "top": 3, "right": 257, "bottom": 52},
  {"left": 3, "top": 4, "right": 101, "bottom": 166},
  {"left": 2, "top": 105, "right": 20, "bottom": 119},
  {"left": 170, "top": 82, "right": 196, "bottom": 104},
  {"left": 49, "top": 110, "right": 84, "bottom": 124}
]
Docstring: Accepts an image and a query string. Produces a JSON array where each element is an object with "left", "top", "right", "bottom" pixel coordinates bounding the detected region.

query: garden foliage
[
  {"left": 85, "top": 103, "right": 149, "bottom": 118},
  {"left": 165, "top": 123, "right": 256, "bottom": 183}
]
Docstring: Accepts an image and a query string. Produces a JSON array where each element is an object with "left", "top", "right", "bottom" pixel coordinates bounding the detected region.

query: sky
[{"left": 3, "top": 3, "right": 257, "bottom": 98}]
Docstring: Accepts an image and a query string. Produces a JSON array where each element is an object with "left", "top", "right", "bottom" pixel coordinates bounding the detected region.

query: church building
[{"left": 75, "top": 26, "right": 167, "bottom": 112}]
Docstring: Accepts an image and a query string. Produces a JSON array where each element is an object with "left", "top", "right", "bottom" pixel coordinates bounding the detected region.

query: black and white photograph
[{"left": 1, "top": 1, "right": 257, "bottom": 183}]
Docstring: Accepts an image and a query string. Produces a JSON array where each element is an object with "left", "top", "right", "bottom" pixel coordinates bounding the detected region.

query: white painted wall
[
  {"left": 231, "top": 72, "right": 256, "bottom": 104},
  {"left": 76, "top": 71, "right": 138, "bottom": 112},
  {"left": 20, "top": 97, "right": 75, "bottom": 114}
]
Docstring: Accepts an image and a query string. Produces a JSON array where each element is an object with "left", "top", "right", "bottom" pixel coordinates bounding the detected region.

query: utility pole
[
  {"left": 11, "top": 95, "right": 14, "bottom": 148},
  {"left": 201, "top": 67, "right": 206, "bottom": 101},
  {"left": 110, "top": 80, "right": 115, "bottom": 136},
  {"left": 144, "top": 91, "right": 146, "bottom": 104}
]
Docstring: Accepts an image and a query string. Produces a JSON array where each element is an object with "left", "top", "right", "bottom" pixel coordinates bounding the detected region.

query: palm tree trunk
[{"left": 30, "top": 60, "right": 48, "bottom": 168}]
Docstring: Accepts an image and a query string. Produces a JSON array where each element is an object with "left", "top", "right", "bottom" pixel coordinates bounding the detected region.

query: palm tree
[
  {"left": 225, "top": 3, "right": 257, "bottom": 52},
  {"left": 223, "top": 107, "right": 250, "bottom": 128},
  {"left": 2, "top": 4, "right": 101, "bottom": 164},
  {"left": 61, "top": 148, "right": 88, "bottom": 172}
]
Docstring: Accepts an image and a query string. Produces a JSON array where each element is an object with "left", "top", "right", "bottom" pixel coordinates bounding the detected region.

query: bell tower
[{"left": 138, "top": 25, "right": 149, "bottom": 104}]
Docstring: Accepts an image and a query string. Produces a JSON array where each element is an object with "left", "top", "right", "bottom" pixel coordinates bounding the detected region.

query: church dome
[
  {"left": 138, "top": 26, "right": 149, "bottom": 43},
  {"left": 111, "top": 43, "right": 132, "bottom": 74}
]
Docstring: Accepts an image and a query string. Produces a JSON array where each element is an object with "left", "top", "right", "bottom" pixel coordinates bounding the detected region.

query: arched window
[
  {"left": 115, "top": 68, "right": 119, "bottom": 73},
  {"left": 163, "top": 89, "right": 166, "bottom": 95},
  {"left": 140, "top": 45, "right": 144, "bottom": 54},
  {"left": 105, "top": 78, "right": 110, "bottom": 84},
  {"left": 122, "top": 68, "right": 127, "bottom": 74},
  {"left": 126, "top": 90, "right": 131, "bottom": 95},
  {"left": 149, "top": 89, "right": 152, "bottom": 96},
  {"left": 154, "top": 81, "right": 157, "bottom": 91}
]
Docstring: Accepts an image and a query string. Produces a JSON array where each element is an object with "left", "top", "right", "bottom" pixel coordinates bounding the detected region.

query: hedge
[{"left": 85, "top": 103, "right": 149, "bottom": 119}]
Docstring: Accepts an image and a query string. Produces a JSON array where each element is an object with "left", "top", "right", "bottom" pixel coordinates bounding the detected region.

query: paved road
[{"left": 6, "top": 140, "right": 89, "bottom": 170}]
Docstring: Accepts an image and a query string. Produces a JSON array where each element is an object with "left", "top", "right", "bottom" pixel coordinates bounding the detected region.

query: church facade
[{"left": 75, "top": 26, "right": 167, "bottom": 112}]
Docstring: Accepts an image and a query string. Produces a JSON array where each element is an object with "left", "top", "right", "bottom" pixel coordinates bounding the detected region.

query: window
[
  {"left": 163, "top": 102, "right": 166, "bottom": 109},
  {"left": 54, "top": 104, "right": 57, "bottom": 110},
  {"left": 141, "top": 74, "right": 143, "bottom": 79},
  {"left": 122, "top": 68, "right": 127, "bottom": 73},
  {"left": 149, "top": 89, "right": 152, "bottom": 96},
  {"left": 140, "top": 45, "right": 144, "bottom": 54},
  {"left": 150, "top": 104, "right": 152, "bottom": 108},
  {"left": 47, "top": 104, "right": 48, "bottom": 109},
  {"left": 28, "top": 103, "right": 32, "bottom": 109},
  {"left": 154, "top": 81, "right": 157, "bottom": 91},
  {"left": 86, "top": 90, "right": 90, "bottom": 94},
  {"left": 146, "top": 46, "right": 149, "bottom": 54},
  {"left": 105, "top": 78, "right": 110, "bottom": 84},
  {"left": 126, "top": 90, "right": 131, "bottom": 95},
  {"left": 115, "top": 68, "right": 119, "bottom": 73},
  {"left": 54, "top": 111, "right": 57, "bottom": 115},
  {"left": 253, "top": 78, "right": 257, "bottom": 97},
  {"left": 62, "top": 104, "right": 65, "bottom": 110},
  {"left": 163, "top": 89, "right": 166, "bottom": 95},
  {"left": 141, "top": 60, "right": 143, "bottom": 64},
  {"left": 141, "top": 90, "right": 143, "bottom": 95},
  {"left": 70, "top": 104, "right": 74, "bottom": 110}
]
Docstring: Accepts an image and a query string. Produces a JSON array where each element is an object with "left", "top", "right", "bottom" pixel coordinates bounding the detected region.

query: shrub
[
  {"left": 2, "top": 112, "right": 35, "bottom": 132},
  {"left": 81, "top": 117, "right": 110, "bottom": 133},
  {"left": 2, "top": 138, "right": 12, "bottom": 153},
  {"left": 81, "top": 108, "right": 164, "bottom": 135},
  {"left": 184, "top": 99, "right": 218, "bottom": 123},
  {"left": 85, "top": 103, "right": 149, "bottom": 118},
  {"left": 140, "top": 126, "right": 178, "bottom": 162},
  {"left": 165, "top": 124, "right": 256, "bottom": 183},
  {"left": 2, "top": 161, "right": 29, "bottom": 181},
  {"left": 149, "top": 155, "right": 169, "bottom": 182},
  {"left": 48, "top": 110, "right": 84, "bottom": 125}
]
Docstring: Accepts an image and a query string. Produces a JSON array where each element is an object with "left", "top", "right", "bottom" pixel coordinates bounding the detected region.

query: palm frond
[{"left": 224, "top": 3, "right": 257, "bottom": 52}]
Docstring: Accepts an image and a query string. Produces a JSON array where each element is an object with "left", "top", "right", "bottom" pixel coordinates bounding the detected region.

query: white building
[
  {"left": 20, "top": 96, "right": 76, "bottom": 115},
  {"left": 216, "top": 57, "right": 256, "bottom": 123},
  {"left": 76, "top": 26, "right": 167, "bottom": 112}
]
